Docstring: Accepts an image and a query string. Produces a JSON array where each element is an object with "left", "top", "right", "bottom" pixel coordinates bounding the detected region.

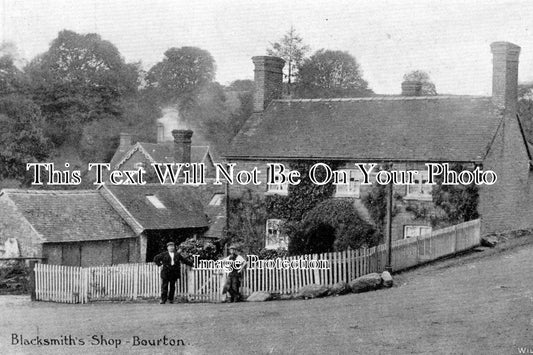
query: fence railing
[{"left": 34, "top": 219, "right": 480, "bottom": 303}]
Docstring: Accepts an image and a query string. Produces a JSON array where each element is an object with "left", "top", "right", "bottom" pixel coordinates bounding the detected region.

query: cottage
[
  {"left": 98, "top": 184, "right": 224, "bottom": 261},
  {"left": 107, "top": 127, "right": 227, "bottom": 242},
  {"left": 0, "top": 183, "right": 225, "bottom": 265},
  {"left": 224, "top": 42, "right": 533, "bottom": 249},
  {"left": 110, "top": 129, "right": 218, "bottom": 179},
  {"left": 0, "top": 189, "right": 139, "bottom": 266}
]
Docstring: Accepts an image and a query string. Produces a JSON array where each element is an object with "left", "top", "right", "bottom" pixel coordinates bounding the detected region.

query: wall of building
[
  {"left": 479, "top": 114, "right": 533, "bottom": 234},
  {"left": 0, "top": 196, "right": 44, "bottom": 257},
  {"left": 226, "top": 160, "right": 436, "bottom": 243},
  {"left": 43, "top": 238, "right": 140, "bottom": 266}
]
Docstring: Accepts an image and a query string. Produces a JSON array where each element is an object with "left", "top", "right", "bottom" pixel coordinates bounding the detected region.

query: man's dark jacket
[{"left": 153, "top": 251, "right": 193, "bottom": 280}]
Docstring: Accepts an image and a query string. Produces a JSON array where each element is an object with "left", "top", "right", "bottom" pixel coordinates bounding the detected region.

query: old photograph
[{"left": 1, "top": 0, "right": 533, "bottom": 354}]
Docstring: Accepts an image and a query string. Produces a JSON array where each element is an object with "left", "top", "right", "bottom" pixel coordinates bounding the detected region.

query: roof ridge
[
  {"left": 1, "top": 189, "right": 98, "bottom": 194},
  {"left": 138, "top": 141, "right": 210, "bottom": 148},
  {"left": 274, "top": 95, "right": 490, "bottom": 103}
]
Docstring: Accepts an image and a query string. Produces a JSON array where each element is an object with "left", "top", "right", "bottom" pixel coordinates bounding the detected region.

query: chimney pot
[
  {"left": 252, "top": 56, "right": 285, "bottom": 113},
  {"left": 401, "top": 81, "right": 422, "bottom": 96},
  {"left": 172, "top": 129, "right": 193, "bottom": 164},
  {"left": 490, "top": 41, "right": 520, "bottom": 113}
]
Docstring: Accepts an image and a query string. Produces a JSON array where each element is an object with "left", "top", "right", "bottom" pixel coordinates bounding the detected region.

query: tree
[
  {"left": 225, "top": 79, "right": 254, "bottom": 138},
  {"left": 267, "top": 27, "right": 309, "bottom": 96},
  {"left": 25, "top": 30, "right": 139, "bottom": 147},
  {"left": 0, "top": 95, "right": 50, "bottom": 183},
  {"left": 518, "top": 83, "right": 533, "bottom": 144},
  {"left": 0, "top": 54, "right": 29, "bottom": 96},
  {"left": 226, "top": 189, "right": 269, "bottom": 254},
  {"left": 403, "top": 70, "right": 437, "bottom": 96},
  {"left": 146, "top": 46, "right": 215, "bottom": 108},
  {"left": 295, "top": 49, "right": 373, "bottom": 98}
]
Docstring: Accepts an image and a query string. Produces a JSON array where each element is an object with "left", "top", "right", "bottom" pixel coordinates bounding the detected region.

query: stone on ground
[
  {"left": 381, "top": 271, "right": 393, "bottom": 288},
  {"left": 349, "top": 273, "right": 382, "bottom": 293},
  {"left": 295, "top": 284, "right": 329, "bottom": 299},
  {"left": 246, "top": 291, "right": 272, "bottom": 302},
  {"left": 481, "top": 236, "right": 498, "bottom": 248},
  {"left": 328, "top": 281, "right": 350, "bottom": 296}
]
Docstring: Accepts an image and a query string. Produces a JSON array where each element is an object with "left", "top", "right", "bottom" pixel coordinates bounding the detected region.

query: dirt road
[{"left": 0, "top": 243, "right": 532, "bottom": 354}]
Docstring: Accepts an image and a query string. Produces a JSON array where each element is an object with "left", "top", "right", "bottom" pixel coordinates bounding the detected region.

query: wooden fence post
[{"left": 133, "top": 263, "right": 139, "bottom": 300}]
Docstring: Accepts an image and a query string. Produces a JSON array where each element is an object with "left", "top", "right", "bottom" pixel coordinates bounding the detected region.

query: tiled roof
[
  {"left": 102, "top": 185, "right": 209, "bottom": 230},
  {"left": 1, "top": 189, "right": 136, "bottom": 243},
  {"left": 137, "top": 143, "right": 210, "bottom": 164},
  {"left": 111, "top": 142, "right": 212, "bottom": 169},
  {"left": 225, "top": 96, "right": 504, "bottom": 162}
]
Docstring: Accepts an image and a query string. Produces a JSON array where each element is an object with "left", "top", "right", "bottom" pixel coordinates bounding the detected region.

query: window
[
  {"left": 335, "top": 169, "right": 362, "bottom": 198},
  {"left": 134, "top": 162, "right": 146, "bottom": 173},
  {"left": 265, "top": 219, "right": 288, "bottom": 250},
  {"left": 404, "top": 225, "right": 432, "bottom": 239},
  {"left": 146, "top": 195, "right": 166, "bottom": 209},
  {"left": 406, "top": 170, "right": 433, "bottom": 200},
  {"left": 266, "top": 167, "right": 288, "bottom": 195},
  {"left": 209, "top": 193, "right": 224, "bottom": 206}
]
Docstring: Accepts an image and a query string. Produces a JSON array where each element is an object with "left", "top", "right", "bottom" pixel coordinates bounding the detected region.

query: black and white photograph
[{"left": 1, "top": 1, "right": 533, "bottom": 354}]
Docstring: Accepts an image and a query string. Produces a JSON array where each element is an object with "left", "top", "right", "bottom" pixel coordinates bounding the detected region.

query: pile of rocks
[{"left": 246, "top": 271, "right": 393, "bottom": 302}]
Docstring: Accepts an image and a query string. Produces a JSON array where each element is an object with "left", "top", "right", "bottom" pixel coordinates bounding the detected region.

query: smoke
[
  {"left": 157, "top": 106, "right": 209, "bottom": 145},
  {"left": 0, "top": 42, "right": 27, "bottom": 68}
]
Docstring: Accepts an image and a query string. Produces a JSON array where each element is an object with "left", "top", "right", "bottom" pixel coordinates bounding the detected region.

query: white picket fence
[{"left": 34, "top": 219, "right": 480, "bottom": 304}]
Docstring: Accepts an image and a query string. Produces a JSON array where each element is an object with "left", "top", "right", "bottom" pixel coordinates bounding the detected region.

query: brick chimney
[
  {"left": 401, "top": 81, "right": 422, "bottom": 96},
  {"left": 157, "top": 123, "right": 165, "bottom": 143},
  {"left": 252, "top": 56, "right": 285, "bottom": 113},
  {"left": 491, "top": 41, "right": 520, "bottom": 113},
  {"left": 118, "top": 132, "right": 132, "bottom": 153},
  {"left": 172, "top": 129, "right": 193, "bottom": 164}
]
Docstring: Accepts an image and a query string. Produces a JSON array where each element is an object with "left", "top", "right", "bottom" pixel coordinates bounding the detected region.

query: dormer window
[
  {"left": 146, "top": 195, "right": 166, "bottom": 209},
  {"left": 209, "top": 193, "right": 224, "bottom": 206}
]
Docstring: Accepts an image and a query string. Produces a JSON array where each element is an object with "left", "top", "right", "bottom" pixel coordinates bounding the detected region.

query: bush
[
  {"left": 257, "top": 248, "right": 289, "bottom": 259},
  {"left": 287, "top": 199, "right": 376, "bottom": 255},
  {"left": 178, "top": 238, "right": 219, "bottom": 261},
  {"left": 0, "top": 260, "right": 30, "bottom": 294}
]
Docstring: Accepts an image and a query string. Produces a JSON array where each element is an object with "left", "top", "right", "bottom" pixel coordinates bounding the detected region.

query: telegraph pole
[{"left": 385, "top": 164, "right": 393, "bottom": 273}]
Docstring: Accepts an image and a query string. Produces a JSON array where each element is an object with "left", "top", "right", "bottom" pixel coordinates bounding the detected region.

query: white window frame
[
  {"left": 209, "top": 193, "right": 224, "bottom": 206},
  {"left": 134, "top": 162, "right": 146, "bottom": 173},
  {"left": 403, "top": 225, "right": 432, "bottom": 239},
  {"left": 265, "top": 219, "right": 288, "bottom": 250},
  {"left": 335, "top": 169, "right": 362, "bottom": 198},
  {"left": 266, "top": 167, "right": 288, "bottom": 195},
  {"left": 405, "top": 170, "right": 433, "bottom": 201}
]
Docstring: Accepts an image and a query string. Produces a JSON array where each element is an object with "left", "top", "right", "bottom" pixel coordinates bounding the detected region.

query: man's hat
[
  {"left": 166, "top": 241, "right": 175, "bottom": 247},
  {"left": 228, "top": 244, "right": 240, "bottom": 251}
]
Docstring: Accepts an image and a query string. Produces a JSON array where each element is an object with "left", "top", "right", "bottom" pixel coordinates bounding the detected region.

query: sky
[{"left": 1, "top": 0, "right": 533, "bottom": 95}]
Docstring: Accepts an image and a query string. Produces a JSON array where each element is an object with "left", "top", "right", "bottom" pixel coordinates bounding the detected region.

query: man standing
[
  {"left": 154, "top": 242, "right": 192, "bottom": 304},
  {"left": 226, "top": 244, "right": 246, "bottom": 302}
]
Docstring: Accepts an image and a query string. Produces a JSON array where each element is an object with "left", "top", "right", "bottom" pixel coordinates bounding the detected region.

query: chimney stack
[
  {"left": 252, "top": 56, "right": 285, "bottom": 113},
  {"left": 401, "top": 81, "right": 422, "bottom": 96},
  {"left": 172, "top": 129, "right": 193, "bottom": 164},
  {"left": 157, "top": 123, "right": 165, "bottom": 143},
  {"left": 491, "top": 41, "right": 520, "bottom": 113},
  {"left": 118, "top": 133, "right": 132, "bottom": 153}
]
